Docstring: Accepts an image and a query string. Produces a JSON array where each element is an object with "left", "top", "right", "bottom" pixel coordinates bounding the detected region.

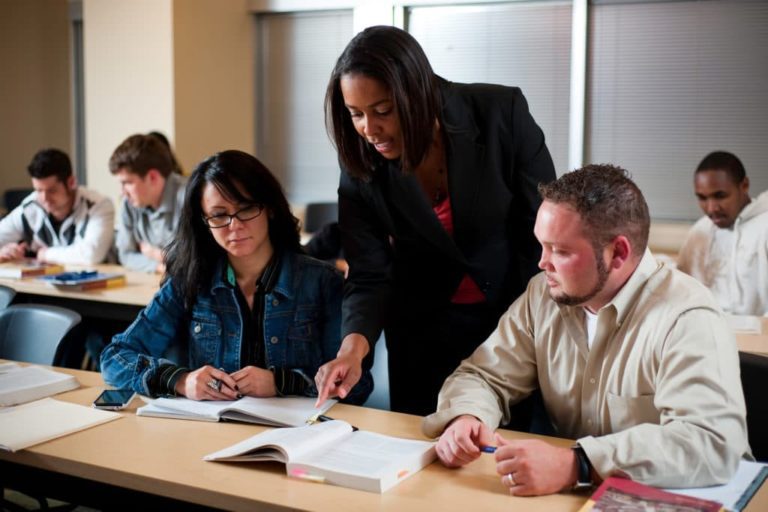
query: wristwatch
[{"left": 571, "top": 444, "right": 595, "bottom": 491}]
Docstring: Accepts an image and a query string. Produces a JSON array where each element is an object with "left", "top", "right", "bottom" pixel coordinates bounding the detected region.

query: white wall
[
  {"left": 0, "top": 0, "right": 71, "bottom": 192},
  {"left": 82, "top": 0, "right": 175, "bottom": 208}
]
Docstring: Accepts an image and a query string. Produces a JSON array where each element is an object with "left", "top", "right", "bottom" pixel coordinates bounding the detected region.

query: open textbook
[
  {"left": 0, "top": 364, "right": 79, "bottom": 406},
  {"left": 204, "top": 419, "right": 436, "bottom": 493},
  {"left": 137, "top": 395, "right": 336, "bottom": 427},
  {"left": 0, "top": 398, "right": 121, "bottom": 452}
]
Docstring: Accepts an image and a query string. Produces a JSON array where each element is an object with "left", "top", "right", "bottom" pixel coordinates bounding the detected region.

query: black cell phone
[{"left": 93, "top": 389, "right": 136, "bottom": 410}]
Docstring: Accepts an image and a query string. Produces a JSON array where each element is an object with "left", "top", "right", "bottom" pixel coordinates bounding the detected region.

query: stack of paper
[{"left": 0, "top": 365, "right": 79, "bottom": 406}]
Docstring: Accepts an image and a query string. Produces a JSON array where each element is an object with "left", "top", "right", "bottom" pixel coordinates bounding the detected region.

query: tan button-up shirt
[{"left": 423, "top": 250, "right": 751, "bottom": 487}]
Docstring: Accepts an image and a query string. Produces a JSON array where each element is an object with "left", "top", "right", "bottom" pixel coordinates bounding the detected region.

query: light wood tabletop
[
  {"left": 0, "top": 264, "right": 160, "bottom": 307},
  {"left": 2, "top": 366, "right": 766, "bottom": 512},
  {"left": 0, "top": 367, "right": 584, "bottom": 512}
]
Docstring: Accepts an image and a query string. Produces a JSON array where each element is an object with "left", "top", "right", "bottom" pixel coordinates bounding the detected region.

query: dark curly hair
[{"left": 538, "top": 164, "right": 650, "bottom": 255}]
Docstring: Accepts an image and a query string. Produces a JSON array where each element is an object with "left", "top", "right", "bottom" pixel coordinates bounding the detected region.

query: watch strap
[{"left": 571, "top": 444, "right": 594, "bottom": 491}]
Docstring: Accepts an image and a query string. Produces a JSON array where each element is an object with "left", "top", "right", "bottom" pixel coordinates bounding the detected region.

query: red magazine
[{"left": 579, "top": 477, "right": 724, "bottom": 512}]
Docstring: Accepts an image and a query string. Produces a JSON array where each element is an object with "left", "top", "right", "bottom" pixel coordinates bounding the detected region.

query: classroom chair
[
  {"left": 739, "top": 351, "right": 768, "bottom": 462},
  {"left": 303, "top": 202, "right": 338, "bottom": 234},
  {"left": 0, "top": 304, "right": 81, "bottom": 365},
  {"left": 0, "top": 284, "right": 15, "bottom": 309},
  {"left": 3, "top": 187, "right": 33, "bottom": 212}
]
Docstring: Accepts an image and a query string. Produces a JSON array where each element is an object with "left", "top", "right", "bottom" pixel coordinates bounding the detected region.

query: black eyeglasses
[{"left": 203, "top": 204, "right": 264, "bottom": 228}]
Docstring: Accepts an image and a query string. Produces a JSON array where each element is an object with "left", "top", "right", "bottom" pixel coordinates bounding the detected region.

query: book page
[
  {"left": 224, "top": 396, "right": 336, "bottom": 427},
  {"left": 665, "top": 460, "right": 768, "bottom": 511},
  {"left": 204, "top": 420, "right": 352, "bottom": 462},
  {"left": 297, "top": 430, "right": 435, "bottom": 477},
  {"left": 147, "top": 396, "right": 336, "bottom": 426},
  {"left": 0, "top": 398, "right": 121, "bottom": 452}
]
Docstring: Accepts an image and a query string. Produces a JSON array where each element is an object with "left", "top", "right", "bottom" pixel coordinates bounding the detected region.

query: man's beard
[{"left": 549, "top": 251, "right": 610, "bottom": 307}]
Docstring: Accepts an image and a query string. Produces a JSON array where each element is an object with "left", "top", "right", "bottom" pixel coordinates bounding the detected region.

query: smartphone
[{"left": 93, "top": 389, "right": 136, "bottom": 410}]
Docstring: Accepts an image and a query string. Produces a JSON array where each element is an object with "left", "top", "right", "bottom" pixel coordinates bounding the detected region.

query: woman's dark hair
[
  {"left": 325, "top": 25, "right": 441, "bottom": 179},
  {"left": 165, "top": 150, "right": 301, "bottom": 308}
]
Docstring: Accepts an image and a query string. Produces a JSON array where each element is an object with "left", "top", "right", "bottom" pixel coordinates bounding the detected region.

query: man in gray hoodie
[{"left": 677, "top": 151, "right": 768, "bottom": 315}]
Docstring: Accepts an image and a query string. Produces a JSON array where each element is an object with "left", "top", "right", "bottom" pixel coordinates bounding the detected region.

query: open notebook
[{"left": 137, "top": 395, "right": 336, "bottom": 427}]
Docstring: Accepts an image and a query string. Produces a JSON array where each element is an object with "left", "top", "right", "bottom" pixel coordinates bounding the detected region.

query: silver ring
[
  {"left": 207, "top": 378, "right": 221, "bottom": 391},
  {"left": 505, "top": 473, "right": 516, "bottom": 486}
]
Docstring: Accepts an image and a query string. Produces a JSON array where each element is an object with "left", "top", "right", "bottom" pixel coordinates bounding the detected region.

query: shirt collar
[
  {"left": 221, "top": 251, "right": 289, "bottom": 298},
  {"left": 597, "top": 248, "right": 660, "bottom": 327}
]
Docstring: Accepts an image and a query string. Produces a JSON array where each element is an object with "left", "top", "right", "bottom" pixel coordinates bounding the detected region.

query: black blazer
[{"left": 339, "top": 78, "right": 556, "bottom": 345}]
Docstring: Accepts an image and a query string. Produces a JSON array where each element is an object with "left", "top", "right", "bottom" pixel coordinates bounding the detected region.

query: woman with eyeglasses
[{"left": 101, "top": 150, "right": 373, "bottom": 404}]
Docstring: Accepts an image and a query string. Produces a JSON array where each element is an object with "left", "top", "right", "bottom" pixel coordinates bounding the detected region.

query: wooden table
[
  {"left": 0, "top": 368, "right": 583, "bottom": 512},
  {"left": 0, "top": 264, "right": 160, "bottom": 321},
  {"left": 2, "top": 367, "right": 766, "bottom": 512}
]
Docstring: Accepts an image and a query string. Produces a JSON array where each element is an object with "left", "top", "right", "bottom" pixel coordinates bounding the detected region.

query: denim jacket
[{"left": 100, "top": 251, "right": 373, "bottom": 404}]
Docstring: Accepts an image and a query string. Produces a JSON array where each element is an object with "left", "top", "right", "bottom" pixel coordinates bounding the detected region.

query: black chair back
[
  {"left": 303, "top": 202, "right": 338, "bottom": 234},
  {"left": 739, "top": 351, "right": 768, "bottom": 462},
  {"left": 3, "top": 188, "right": 34, "bottom": 212}
]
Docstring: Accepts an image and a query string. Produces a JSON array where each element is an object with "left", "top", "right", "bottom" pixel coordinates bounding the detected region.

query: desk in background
[
  {"left": 735, "top": 317, "right": 768, "bottom": 357},
  {"left": 0, "top": 266, "right": 161, "bottom": 368},
  {"left": 0, "top": 264, "right": 160, "bottom": 322}
]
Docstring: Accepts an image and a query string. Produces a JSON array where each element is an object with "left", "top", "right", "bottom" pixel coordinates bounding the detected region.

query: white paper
[
  {"left": 665, "top": 460, "right": 767, "bottom": 511},
  {"left": 0, "top": 398, "right": 121, "bottom": 452},
  {"left": 726, "top": 314, "right": 762, "bottom": 334}
]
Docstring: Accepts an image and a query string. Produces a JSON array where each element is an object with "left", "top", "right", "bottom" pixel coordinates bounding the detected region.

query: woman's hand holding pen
[
  {"left": 435, "top": 415, "right": 495, "bottom": 468},
  {"left": 175, "top": 365, "right": 239, "bottom": 401},
  {"left": 314, "top": 333, "right": 369, "bottom": 407}
]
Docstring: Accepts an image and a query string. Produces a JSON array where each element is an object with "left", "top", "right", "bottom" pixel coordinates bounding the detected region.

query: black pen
[{"left": 313, "top": 414, "right": 359, "bottom": 431}]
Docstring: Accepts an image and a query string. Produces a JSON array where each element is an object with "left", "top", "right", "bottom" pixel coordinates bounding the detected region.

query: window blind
[
  {"left": 587, "top": 0, "right": 768, "bottom": 221},
  {"left": 406, "top": 2, "right": 573, "bottom": 176},
  {"left": 256, "top": 10, "right": 353, "bottom": 204}
]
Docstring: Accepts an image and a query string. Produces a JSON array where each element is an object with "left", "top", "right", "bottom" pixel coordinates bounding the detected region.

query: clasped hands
[
  {"left": 436, "top": 415, "right": 580, "bottom": 496},
  {"left": 175, "top": 365, "right": 277, "bottom": 400}
]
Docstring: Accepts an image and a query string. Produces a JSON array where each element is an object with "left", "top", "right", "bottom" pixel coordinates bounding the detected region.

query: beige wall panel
[
  {"left": 0, "top": 0, "right": 71, "bottom": 192},
  {"left": 82, "top": 0, "right": 174, "bottom": 210},
  {"left": 173, "top": 0, "right": 255, "bottom": 173}
]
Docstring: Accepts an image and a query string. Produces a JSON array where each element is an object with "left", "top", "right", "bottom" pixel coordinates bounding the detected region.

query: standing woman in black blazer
[{"left": 315, "top": 25, "right": 556, "bottom": 415}]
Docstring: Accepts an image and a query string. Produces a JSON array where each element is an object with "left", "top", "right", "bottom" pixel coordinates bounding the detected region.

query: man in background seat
[
  {"left": 677, "top": 151, "right": 768, "bottom": 315},
  {"left": 109, "top": 133, "right": 186, "bottom": 273},
  {"left": 0, "top": 148, "right": 114, "bottom": 264}
]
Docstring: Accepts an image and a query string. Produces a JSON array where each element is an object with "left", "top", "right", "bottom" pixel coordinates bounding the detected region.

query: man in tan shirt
[{"left": 423, "top": 164, "right": 750, "bottom": 496}]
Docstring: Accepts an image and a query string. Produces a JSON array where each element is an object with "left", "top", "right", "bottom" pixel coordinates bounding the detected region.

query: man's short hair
[
  {"left": 109, "top": 134, "right": 173, "bottom": 178},
  {"left": 538, "top": 164, "right": 650, "bottom": 254},
  {"left": 695, "top": 151, "right": 746, "bottom": 184},
  {"left": 27, "top": 148, "right": 73, "bottom": 182}
]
